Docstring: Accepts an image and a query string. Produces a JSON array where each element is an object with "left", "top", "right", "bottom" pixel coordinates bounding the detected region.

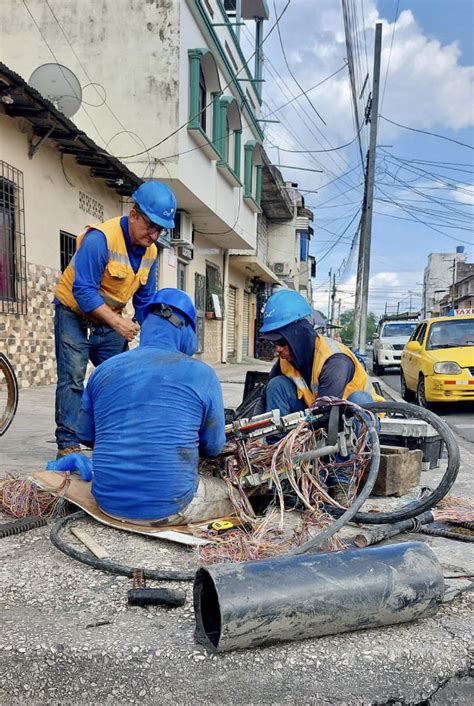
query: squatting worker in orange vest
[
  {"left": 54, "top": 180, "right": 177, "bottom": 458},
  {"left": 259, "top": 289, "right": 382, "bottom": 504}
]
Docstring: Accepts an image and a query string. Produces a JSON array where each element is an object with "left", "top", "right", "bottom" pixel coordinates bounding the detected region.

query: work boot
[
  {"left": 56, "top": 445, "right": 82, "bottom": 459},
  {"left": 330, "top": 485, "right": 350, "bottom": 507}
]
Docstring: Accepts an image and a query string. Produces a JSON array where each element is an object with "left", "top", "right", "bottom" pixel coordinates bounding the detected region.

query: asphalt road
[{"left": 369, "top": 353, "right": 474, "bottom": 444}]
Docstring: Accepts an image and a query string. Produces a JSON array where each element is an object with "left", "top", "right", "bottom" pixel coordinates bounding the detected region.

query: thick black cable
[
  {"left": 346, "top": 401, "right": 460, "bottom": 525},
  {"left": 381, "top": 115, "right": 474, "bottom": 150},
  {"left": 50, "top": 511, "right": 194, "bottom": 581}
]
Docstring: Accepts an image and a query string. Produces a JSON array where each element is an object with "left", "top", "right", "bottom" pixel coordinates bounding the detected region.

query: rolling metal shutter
[
  {"left": 242, "top": 291, "right": 250, "bottom": 357},
  {"left": 227, "top": 286, "right": 237, "bottom": 360}
]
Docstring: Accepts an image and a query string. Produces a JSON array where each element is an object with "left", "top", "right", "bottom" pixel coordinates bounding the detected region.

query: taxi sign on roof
[{"left": 453, "top": 308, "right": 474, "bottom": 316}]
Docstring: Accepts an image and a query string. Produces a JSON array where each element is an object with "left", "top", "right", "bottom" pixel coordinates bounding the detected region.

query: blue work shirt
[
  {"left": 76, "top": 312, "right": 225, "bottom": 521},
  {"left": 57, "top": 216, "right": 157, "bottom": 324}
]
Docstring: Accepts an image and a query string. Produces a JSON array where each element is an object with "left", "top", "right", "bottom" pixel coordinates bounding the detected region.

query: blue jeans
[
  {"left": 54, "top": 304, "right": 126, "bottom": 449},
  {"left": 265, "top": 376, "right": 374, "bottom": 486}
]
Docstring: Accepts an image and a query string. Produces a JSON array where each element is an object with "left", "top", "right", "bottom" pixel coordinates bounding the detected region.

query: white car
[{"left": 372, "top": 319, "right": 418, "bottom": 375}]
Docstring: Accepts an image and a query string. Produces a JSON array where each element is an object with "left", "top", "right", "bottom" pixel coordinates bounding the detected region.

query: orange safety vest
[
  {"left": 280, "top": 334, "right": 383, "bottom": 406},
  {"left": 55, "top": 217, "right": 157, "bottom": 315}
]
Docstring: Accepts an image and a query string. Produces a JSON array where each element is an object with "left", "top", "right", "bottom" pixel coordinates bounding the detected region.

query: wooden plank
[{"left": 70, "top": 527, "right": 110, "bottom": 559}]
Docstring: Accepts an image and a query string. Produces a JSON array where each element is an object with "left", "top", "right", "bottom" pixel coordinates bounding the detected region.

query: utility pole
[
  {"left": 352, "top": 22, "right": 383, "bottom": 354},
  {"left": 337, "top": 298, "right": 342, "bottom": 327},
  {"left": 452, "top": 258, "right": 457, "bottom": 311},
  {"left": 327, "top": 269, "right": 332, "bottom": 321},
  {"left": 330, "top": 272, "right": 337, "bottom": 327}
]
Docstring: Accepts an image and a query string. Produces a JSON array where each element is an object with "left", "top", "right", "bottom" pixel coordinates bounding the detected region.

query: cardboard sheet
[{"left": 31, "top": 471, "right": 217, "bottom": 547}]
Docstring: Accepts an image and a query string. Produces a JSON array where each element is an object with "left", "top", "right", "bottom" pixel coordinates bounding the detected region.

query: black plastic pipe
[{"left": 193, "top": 541, "right": 444, "bottom": 652}]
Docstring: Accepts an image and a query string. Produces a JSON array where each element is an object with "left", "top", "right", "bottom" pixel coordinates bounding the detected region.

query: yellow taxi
[{"left": 400, "top": 314, "right": 474, "bottom": 407}]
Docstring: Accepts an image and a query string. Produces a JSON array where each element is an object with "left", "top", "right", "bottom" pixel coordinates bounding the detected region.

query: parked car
[
  {"left": 372, "top": 319, "right": 418, "bottom": 374},
  {"left": 400, "top": 315, "right": 474, "bottom": 407}
]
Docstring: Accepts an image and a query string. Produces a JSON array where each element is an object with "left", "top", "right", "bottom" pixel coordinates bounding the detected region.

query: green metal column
[
  {"left": 234, "top": 130, "right": 242, "bottom": 178},
  {"left": 188, "top": 49, "right": 202, "bottom": 127}
]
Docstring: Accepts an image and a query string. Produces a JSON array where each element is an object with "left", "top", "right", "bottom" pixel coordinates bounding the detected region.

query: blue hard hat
[
  {"left": 143, "top": 288, "right": 196, "bottom": 331},
  {"left": 260, "top": 289, "right": 312, "bottom": 334},
  {"left": 132, "top": 181, "right": 177, "bottom": 229}
]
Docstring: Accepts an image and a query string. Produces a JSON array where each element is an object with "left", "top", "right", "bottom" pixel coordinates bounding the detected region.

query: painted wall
[
  {"left": 0, "top": 0, "right": 180, "bottom": 167},
  {"left": 0, "top": 114, "right": 123, "bottom": 387},
  {"left": 0, "top": 115, "right": 121, "bottom": 269}
]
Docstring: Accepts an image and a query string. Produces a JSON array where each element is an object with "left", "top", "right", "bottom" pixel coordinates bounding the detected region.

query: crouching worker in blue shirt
[{"left": 75, "top": 288, "right": 234, "bottom": 525}]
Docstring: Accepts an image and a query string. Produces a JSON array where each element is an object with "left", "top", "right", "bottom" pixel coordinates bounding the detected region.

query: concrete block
[{"left": 372, "top": 445, "right": 422, "bottom": 497}]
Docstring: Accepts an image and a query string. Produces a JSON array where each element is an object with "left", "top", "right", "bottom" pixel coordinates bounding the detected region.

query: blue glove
[{"left": 46, "top": 453, "right": 93, "bottom": 481}]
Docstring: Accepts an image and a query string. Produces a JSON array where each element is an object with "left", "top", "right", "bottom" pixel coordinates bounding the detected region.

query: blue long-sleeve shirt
[
  {"left": 68, "top": 216, "right": 157, "bottom": 324},
  {"left": 76, "top": 313, "right": 225, "bottom": 521}
]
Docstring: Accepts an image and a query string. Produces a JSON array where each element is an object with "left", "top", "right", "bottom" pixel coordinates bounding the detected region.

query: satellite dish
[{"left": 29, "top": 63, "right": 82, "bottom": 118}]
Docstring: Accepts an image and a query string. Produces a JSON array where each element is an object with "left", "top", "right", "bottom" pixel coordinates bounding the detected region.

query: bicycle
[{"left": 0, "top": 352, "right": 19, "bottom": 436}]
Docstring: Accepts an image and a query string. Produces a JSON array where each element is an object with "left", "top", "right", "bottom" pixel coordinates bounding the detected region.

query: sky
[{"left": 241, "top": 0, "right": 474, "bottom": 318}]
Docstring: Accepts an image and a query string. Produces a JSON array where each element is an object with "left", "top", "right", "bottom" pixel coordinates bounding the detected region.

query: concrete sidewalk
[{"left": 1, "top": 361, "right": 473, "bottom": 704}]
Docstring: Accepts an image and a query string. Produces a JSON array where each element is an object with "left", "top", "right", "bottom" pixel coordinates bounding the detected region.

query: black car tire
[
  {"left": 416, "top": 375, "right": 431, "bottom": 409},
  {"left": 400, "top": 371, "right": 414, "bottom": 401}
]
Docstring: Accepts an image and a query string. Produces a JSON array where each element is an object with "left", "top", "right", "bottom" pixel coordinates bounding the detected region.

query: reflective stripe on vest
[
  {"left": 55, "top": 217, "right": 157, "bottom": 315},
  {"left": 280, "top": 334, "right": 381, "bottom": 406}
]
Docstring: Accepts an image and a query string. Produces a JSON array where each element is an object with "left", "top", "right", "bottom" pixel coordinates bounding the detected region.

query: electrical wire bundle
[
  {"left": 0, "top": 473, "right": 69, "bottom": 519},
  {"left": 198, "top": 399, "right": 373, "bottom": 562},
  {"left": 432, "top": 495, "right": 474, "bottom": 524},
  {"left": 198, "top": 507, "right": 346, "bottom": 565}
]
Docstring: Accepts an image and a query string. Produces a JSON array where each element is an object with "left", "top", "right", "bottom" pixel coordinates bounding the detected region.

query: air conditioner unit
[
  {"left": 170, "top": 211, "right": 193, "bottom": 246},
  {"left": 272, "top": 262, "right": 290, "bottom": 277}
]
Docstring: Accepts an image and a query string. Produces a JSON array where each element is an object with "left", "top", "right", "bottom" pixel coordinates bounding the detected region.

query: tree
[{"left": 339, "top": 309, "right": 377, "bottom": 346}]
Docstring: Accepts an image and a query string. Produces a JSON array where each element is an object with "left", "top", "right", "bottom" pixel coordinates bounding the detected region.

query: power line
[
  {"left": 43, "top": 0, "right": 151, "bottom": 172},
  {"left": 376, "top": 185, "right": 473, "bottom": 245},
  {"left": 379, "top": 0, "right": 400, "bottom": 115},
  {"left": 21, "top": 0, "right": 108, "bottom": 147},
  {"left": 117, "top": 0, "right": 293, "bottom": 160},
  {"left": 380, "top": 115, "right": 474, "bottom": 150},
  {"left": 265, "top": 124, "right": 364, "bottom": 154},
  {"left": 272, "top": 0, "right": 326, "bottom": 124},
  {"left": 317, "top": 209, "right": 362, "bottom": 264},
  {"left": 260, "top": 63, "right": 347, "bottom": 120}
]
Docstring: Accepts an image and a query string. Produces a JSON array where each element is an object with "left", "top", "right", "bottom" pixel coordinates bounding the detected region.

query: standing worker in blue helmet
[
  {"left": 75, "top": 288, "right": 233, "bottom": 525},
  {"left": 54, "top": 180, "right": 177, "bottom": 458},
  {"left": 259, "top": 289, "right": 382, "bottom": 503}
]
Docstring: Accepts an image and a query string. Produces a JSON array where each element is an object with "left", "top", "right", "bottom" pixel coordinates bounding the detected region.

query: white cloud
[
  {"left": 264, "top": 0, "right": 474, "bottom": 160},
  {"left": 452, "top": 184, "right": 474, "bottom": 205}
]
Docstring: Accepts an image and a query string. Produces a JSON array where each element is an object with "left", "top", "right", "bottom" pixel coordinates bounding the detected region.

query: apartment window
[
  {"left": 244, "top": 141, "right": 263, "bottom": 210},
  {"left": 0, "top": 162, "right": 26, "bottom": 315},
  {"left": 60, "top": 231, "right": 77, "bottom": 272},
  {"left": 177, "top": 260, "right": 186, "bottom": 292},
  {"left": 299, "top": 232, "right": 309, "bottom": 262},
  {"left": 215, "top": 97, "right": 242, "bottom": 179},
  {"left": 205, "top": 262, "right": 223, "bottom": 317},
  {"left": 195, "top": 273, "right": 206, "bottom": 353},
  {"left": 188, "top": 49, "right": 221, "bottom": 149},
  {"left": 199, "top": 67, "right": 207, "bottom": 132}
]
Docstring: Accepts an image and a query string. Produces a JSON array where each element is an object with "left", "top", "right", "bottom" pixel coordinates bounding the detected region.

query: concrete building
[
  {"left": 0, "top": 0, "right": 272, "bottom": 364},
  {"left": 439, "top": 262, "right": 474, "bottom": 315},
  {"left": 422, "top": 249, "right": 467, "bottom": 318},
  {"left": 0, "top": 62, "right": 145, "bottom": 387}
]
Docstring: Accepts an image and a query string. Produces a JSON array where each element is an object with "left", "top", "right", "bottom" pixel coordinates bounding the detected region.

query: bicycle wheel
[{"left": 0, "top": 353, "right": 19, "bottom": 436}]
